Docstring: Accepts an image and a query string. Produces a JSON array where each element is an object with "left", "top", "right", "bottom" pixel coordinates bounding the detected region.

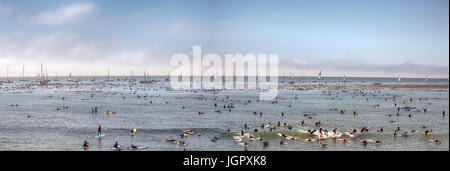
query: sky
[{"left": 0, "top": 0, "right": 448, "bottom": 78}]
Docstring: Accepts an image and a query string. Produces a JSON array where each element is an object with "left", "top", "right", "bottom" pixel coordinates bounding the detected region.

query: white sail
[{"left": 318, "top": 70, "right": 322, "bottom": 80}]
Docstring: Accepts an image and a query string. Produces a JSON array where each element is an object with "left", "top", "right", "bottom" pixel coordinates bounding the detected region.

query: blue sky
[{"left": 0, "top": 0, "right": 448, "bottom": 77}]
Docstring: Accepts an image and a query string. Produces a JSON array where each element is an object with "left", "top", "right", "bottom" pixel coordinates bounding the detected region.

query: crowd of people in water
[
  {"left": 1, "top": 79, "right": 447, "bottom": 151},
  {"left": 80, "top": 90, "right": 445, "bottom": 151}
]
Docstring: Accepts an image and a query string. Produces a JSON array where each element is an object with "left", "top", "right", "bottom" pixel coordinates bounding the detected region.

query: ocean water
[{"left": 0, "top": 76, "right": 448, "bottom": 151}]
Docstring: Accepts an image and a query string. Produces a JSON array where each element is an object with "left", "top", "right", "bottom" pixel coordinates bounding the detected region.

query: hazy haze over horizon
[{"left": 0, "top": 0, "right": 448, "bottom": 78}]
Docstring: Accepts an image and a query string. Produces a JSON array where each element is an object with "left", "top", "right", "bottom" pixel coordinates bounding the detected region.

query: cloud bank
[{"left": 30, "top": 2, "right": 96, "bottom": 25}]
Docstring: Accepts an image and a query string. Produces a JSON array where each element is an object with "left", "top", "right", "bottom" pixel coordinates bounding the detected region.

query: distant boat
[
  {"left": 140, "top": 71, "right": 153, "bottom": 84},
  {"left": 398, "top": 76, "right": 401, "bottom": 82},
  {"left": 67, "top": 73, "right": 73, "bottom": 82},
  {"left": 54, "top": 72, "right": 59, "bottom": 81},
  {"left": 343, "top": 75, "right": 347, "bottom": 82},
  {"left": 288, "top": 72, "right": 295, "bottom": 84},
  {"left": 20, "top": 66, "right": 29, "bottom": 81},
  {"left": 5, "top": 66, "right": 13, "bottom": 83},
  {"left": 105, "top": 68, "right": 113, "bottom": 82},
  {"left": 317, "top": 70, "right": 322, "bottom": 80},
  {"left": 425, "top": 75, "right": 428, "bottom": 82},
  {"left": 165, "top": 72, "right": 170, "bottom": 82}
]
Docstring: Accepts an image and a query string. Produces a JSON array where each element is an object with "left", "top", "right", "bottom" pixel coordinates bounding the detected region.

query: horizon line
[{"left": 0, "top": 75, "right": 448, "bottom": 79}]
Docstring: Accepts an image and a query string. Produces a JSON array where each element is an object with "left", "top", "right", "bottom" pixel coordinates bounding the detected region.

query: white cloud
[
  {"left": 0, "top": 31, "right": 162, "bottom": 76},
  {"left": 30, "top": 2, "right": 96, "bottom": 25}
]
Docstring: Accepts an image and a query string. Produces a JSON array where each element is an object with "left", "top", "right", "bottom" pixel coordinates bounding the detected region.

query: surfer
[
  {"left": 378, "top": 127, "right": 383, "bottom": 132},
  {"left": 131, "top": 144, "right": 137, "bottom": 149},
  {"left": 130, "top": 128, "right": 137, "bottom": 135},
  {"left": 212, "top": 136, "right": 219, "bottom": 142},
  {"left": 83, "top": 140, "right": 89, "bottom": 149},
  {"left": 98, "top": 125, "right": 102, "bottom": 136},
  {"left": 361, "top": 140, "right": 368, "bottom": 146},
  {"left": 113, "top": 141, "right": 119, "bottom": 148},
  {"left": 434, "top": 138, "right": 441, "bottom": 144},
  {"left": 341, "top": 138, "right": 348, "bottom": 143}
]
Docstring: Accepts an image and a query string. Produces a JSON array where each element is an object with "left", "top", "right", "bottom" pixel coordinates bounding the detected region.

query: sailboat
[
  {"left": 67, "top": 73, "right": 73, "bottom": 82},
  {"left": 165, "top": 72, "right": 170, "bottom": 82},
  {"left": 317, "top": 70, "right": 322, "bottom": 80},
  {"left": 343, "top": 75, "right": 347, "bottom": 82},
  {"left": 398, "top": 76, "right": 401, "bottom": 82},
  {"left": 5, "top": 66, "right": 13, "bottom": 83},
  {"left": 301, "top": 72, "right": 304, "bottom": 83},
  {"left": 54, "top": 72, "right": 59, "bottom": 81},
  {"left": 140, "top": 71, "right": 152, "bottom": 84},
  {"left": 425, "top": 75, "right": 428, "bottom": 82},
  {"left": 20, "top": 66, "right": 29, "bottom": 81},
  {"left": 106, "top": 68, "right": 112, "bottom": 82},
  {"left": 312, "top": 70, "right": 322, "bottom": 82},
  {"left": 288, "top": 72, "right": 295, "bottom": 84}
]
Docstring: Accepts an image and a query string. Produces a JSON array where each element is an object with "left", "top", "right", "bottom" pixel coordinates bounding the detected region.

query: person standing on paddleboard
[{"left": 98, "top": 125, "right": 102, "bottom": 136}]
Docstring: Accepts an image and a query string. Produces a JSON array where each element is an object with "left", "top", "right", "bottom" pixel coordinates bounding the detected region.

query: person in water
[
  {"left": 131, "top": 144, "right": 137, "bottom": 149},
  {"left": 98, "top": 125, "right": 102, "bottom": 136},
  {"left": 83, "top": 140, "right": 89, "bottom": 148},
  {"left": 130, "top": 128, "right": 136, "bottom": 135},
  {"left": 113, "top": 141, "right": 119, "bottom": 148}
]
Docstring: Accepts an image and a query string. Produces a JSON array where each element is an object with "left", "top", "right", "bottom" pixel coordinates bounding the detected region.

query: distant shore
[{"left": 282, "top": 83, "right": 449, "bottom": 90}]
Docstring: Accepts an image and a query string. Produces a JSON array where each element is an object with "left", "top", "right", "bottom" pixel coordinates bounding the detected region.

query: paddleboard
[
  {"left": 233, "top": 136, "right": 243, "bottom": 142},
  {"left": 112, "top": 145, "right": 120, "bottom": 150},
  {"left": 400, "top": 107, "right": 416, "bottom": 109},
  {"left": 95, "top": 133, "right": 105, "bottom": 138},
  {"left": 129, "top": 146, "right": 149, "bottom": 150}
]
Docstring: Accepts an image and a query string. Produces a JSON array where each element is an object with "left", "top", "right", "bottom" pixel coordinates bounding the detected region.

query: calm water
[{"left": 0, "top": 76, "right": 448, "bottom": 151}]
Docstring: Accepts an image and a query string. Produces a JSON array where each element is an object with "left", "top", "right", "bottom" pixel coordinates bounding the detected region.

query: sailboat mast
[
  {"left": 41, "top": 63, "right": 43, "bottom": 79},
  {"left": 107, "top": 68, "right": 110, "bottom": 81}
]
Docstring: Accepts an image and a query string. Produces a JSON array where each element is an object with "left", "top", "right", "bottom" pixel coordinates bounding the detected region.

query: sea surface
[{"left": 0, "top": 76, "right": 448, "bottom": 151}]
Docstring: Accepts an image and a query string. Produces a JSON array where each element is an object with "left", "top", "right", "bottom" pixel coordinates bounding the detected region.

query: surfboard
[
  {"left": 400, "top": 107, "right": 416, "bottom": 109},
  {"left": 129, "top": 146, "right": 149, "bottom": 150},
  {"left": 112, "top": 146, "right": 121, "bottom": 150},
  {"left": 233, "top": 136, "right": 243, "bottom": 142},
  {"left": 95, "top": 133, "right": 105, "bottom": 138}
]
